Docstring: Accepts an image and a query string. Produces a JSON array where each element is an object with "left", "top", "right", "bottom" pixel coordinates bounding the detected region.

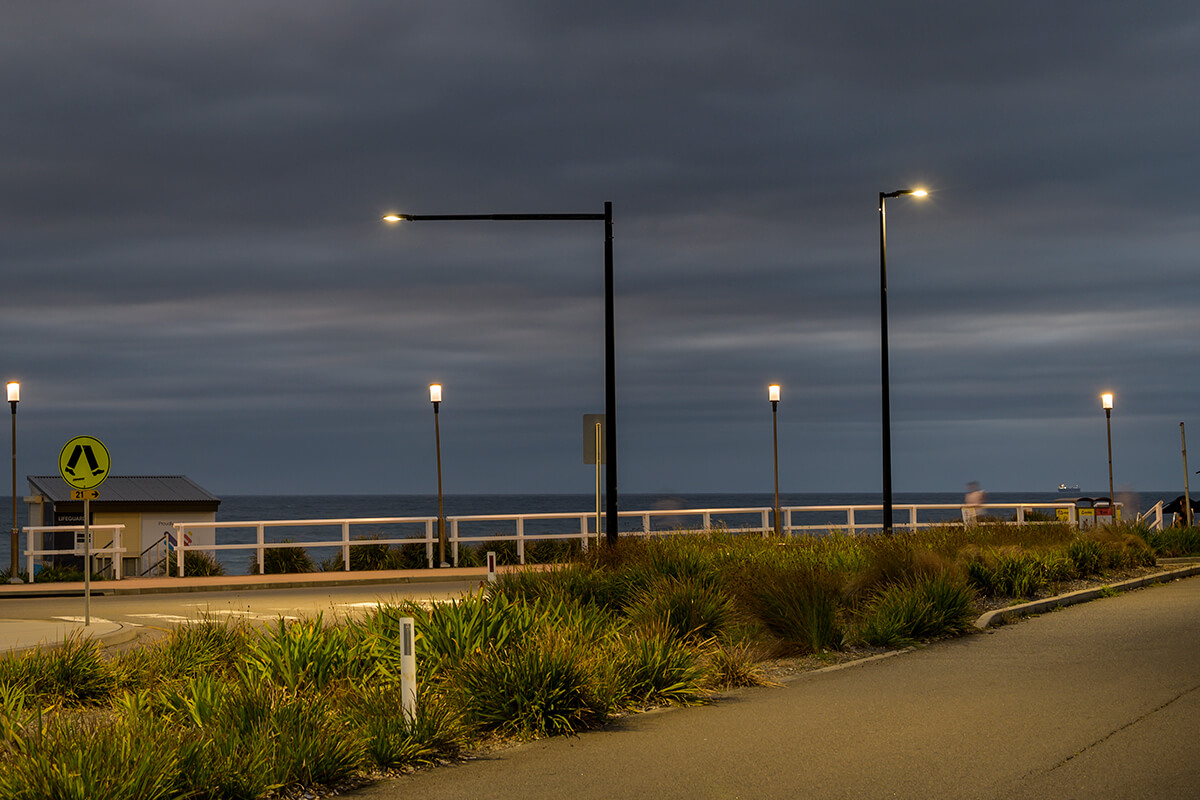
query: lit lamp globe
[
  {"left": 429, "top": 384, "right": 442, "bottom": 404},
  {"left": 768, "top": 384, "right": 781, "bottom": 404},
  {"left": 6, "top": 383, "right": 17, "bottom": 404},
  {"left": 1101, "top": 393, "right": 1113, "bottom": 410}
]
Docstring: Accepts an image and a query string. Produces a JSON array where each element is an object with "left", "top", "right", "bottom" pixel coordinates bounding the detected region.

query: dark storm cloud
[{"left": 2, "top": 1, "right": 1198, "bottom": 495}]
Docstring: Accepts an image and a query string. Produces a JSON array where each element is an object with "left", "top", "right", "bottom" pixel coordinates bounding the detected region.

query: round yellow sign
[{"left": 59, "top": 436, "right": 111, "bottom": 490}]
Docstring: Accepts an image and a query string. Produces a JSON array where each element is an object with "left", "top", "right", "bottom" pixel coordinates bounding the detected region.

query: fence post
[
  {"left": 516, "top": 518, "right": 525, "bottom": 565},
  {"left": 451, "top": 519, "right": 459, "bottom": 567},
  {"left": 342, "top": 521, "right": 351, "bottom": 572},
  {"left": 847, "top": 508, "right": 856, "bottom": 535},
  {"left": 487, "top": 551, "right": 497, "bottom": 583},
  {"left": 114, "top": 526, "right": 123, "bottom": 580},
  {"left": 257, "top": 524, "right": 265, "bottom": 574},
  {"left": 579, "top": 515, "right": 589, "bottom": 552},
  {"left": 177, "top": 530, "right": 185, "bottom": 577},
  {"left": 400, "top": 617, "right": 417, "bottom": 721}
]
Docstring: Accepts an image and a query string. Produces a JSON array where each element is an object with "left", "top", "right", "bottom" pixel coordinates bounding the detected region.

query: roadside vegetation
[{"left": 0, "top": 521, "right": 1178, "bottom": 797}]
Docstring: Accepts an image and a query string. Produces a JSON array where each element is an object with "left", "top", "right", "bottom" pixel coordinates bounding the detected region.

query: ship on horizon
[{"left": 1057, "top": 483, "right": 1080, "bottom": 493}]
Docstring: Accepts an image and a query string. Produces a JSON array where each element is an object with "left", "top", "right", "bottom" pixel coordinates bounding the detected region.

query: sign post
[
  {"left": 583, "top": 415, "right": 605, "bottom": 547},
  {"left": 58, "top": 436, "right": 110, "bottom": 626}
]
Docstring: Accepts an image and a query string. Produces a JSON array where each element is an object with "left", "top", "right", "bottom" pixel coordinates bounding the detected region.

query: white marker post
[
  {"left": 487, "top": 550, "right": 497, "bottom": 584},
  {"left": 400, "top": 616, "right": 417, "bottom": 721}
]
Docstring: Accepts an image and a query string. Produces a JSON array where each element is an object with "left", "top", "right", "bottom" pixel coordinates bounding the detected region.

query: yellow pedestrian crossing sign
[{"left": 59, "top": 436, "right": 111, "bottom": 490}]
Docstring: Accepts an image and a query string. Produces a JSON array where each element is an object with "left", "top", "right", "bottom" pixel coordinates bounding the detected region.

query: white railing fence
[
  {"left": 22, "top": 525, "right": 126, "bottom": 579},
  {"left": 172, "top": 517, "right": 438, "bottom": 577},
  {"left": 21, "top": 500, "right": 1149, "bottom": 579}
]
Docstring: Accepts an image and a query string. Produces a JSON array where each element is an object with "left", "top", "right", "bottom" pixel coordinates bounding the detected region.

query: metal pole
[
  {"left": 385, "top": 205, "right": 619, "bottom": 545},
  {"left": 83, "top": 497, "right": 91, "bottom": 626},
  {"left": 1105, "top": 407, "right": 1115, "bottom": 519},
  {"left": 1182, "top": 423, "right": 1192, "bottom": 527},
  {"left": 604, "top": 201, "right": 619, "bottom": 546},
  {"left": 433, "top": 401, "right": 447, "bottom": 567},
  {"left": 772, "top": 399, "right": 780, "bottom": 536},
  {"left": 879, "top": 192, "right": 894, "bottom": 533},
  {"left": 595, "top": 421, "right": 602, "bottom": 545}
]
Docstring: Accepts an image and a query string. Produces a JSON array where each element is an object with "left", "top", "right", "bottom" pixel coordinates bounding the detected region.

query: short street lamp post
[
  {"left": 430, "top": 384, "right": 449, "bottom": 567},
  {"left": 1102, "top": 393, "right": 1115, "bottom": 518},
  {"left": 769, "top": 384, "right": 781, "bottom": 536},
  {"left": 7, "top": 382, "right": 20, "bottom": 584},
  {"left": 385, "top": 204, "right": 620, "bottom": 545}
]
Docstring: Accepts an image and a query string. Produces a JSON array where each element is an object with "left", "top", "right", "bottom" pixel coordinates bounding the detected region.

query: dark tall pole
[
  {"left": 879, "top": 192, "right": 893, "bottom": 533},
  {"left": 603, "top": 201, "right": 618, "bottom": 545},
  {"left": 385, "top": 205, "right": 619, "bottom": 545},
  {"left": 877, "top": 189, "right": 926, "bottom": 534}
]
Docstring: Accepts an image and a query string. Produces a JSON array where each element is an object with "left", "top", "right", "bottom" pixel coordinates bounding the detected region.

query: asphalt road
[
  {"left": 353, "top": 576, "right": 1200, "bottom": 800},
  {"left": 0, "top": 579, "right": 478, "bottom": 636}
]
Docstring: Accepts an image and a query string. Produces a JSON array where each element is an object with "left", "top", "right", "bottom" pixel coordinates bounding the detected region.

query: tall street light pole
[
  {"left": 430, "top": 384, "right": 448, "bottom": 567},
  {"left": 878, "top": 188, "right": 927, "bottom": 533},
  {"left": 769, "top": 384, "right": 781, "bottom": 536},
  {"left": 1102, "top": 393, "right": 1115, "bottom": 520},
  {"left": 6, "top": 381, "right": 19, "bottom": 583},
  {"left": 384, "top": 204, "right": 620, "bottom": 546}
]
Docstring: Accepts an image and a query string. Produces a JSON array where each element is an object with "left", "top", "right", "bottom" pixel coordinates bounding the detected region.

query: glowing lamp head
[
  {"left": 910, "top": 189, "right": 929, "bottom": 198},
  {"left": 429, "top": 384, "right": 442, "bottom": 404},
  {"left": 1101, "top": 393, "right": 1114, "bottom": 410},
  {"left": 383, "top": 214, "right": 405, "bottom": 224},
  {"left": 768, "top": 385, "right": 781, "bottom": 403},
  {"left": 6, "top": 382, "right": 18, "bottom": 403}
]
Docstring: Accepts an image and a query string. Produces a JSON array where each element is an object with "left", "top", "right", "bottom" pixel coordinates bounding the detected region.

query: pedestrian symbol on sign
[{"left": 58, "top": 436, "right": 111, "bottom": 490}]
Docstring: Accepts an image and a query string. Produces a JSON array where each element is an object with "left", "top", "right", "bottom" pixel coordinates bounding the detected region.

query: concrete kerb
[{"left": 974, "top": 563, "right": 1200, "bottom": 630}]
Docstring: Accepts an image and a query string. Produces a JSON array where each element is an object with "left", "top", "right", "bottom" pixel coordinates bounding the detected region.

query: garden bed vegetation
[{"left": 0, "top": 522, "right": 1181, "bottom": 798}]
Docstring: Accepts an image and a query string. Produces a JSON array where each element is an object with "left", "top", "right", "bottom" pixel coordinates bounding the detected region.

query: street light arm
[{"left": 384, "top": 213, "right": 606, "bottom": 222}]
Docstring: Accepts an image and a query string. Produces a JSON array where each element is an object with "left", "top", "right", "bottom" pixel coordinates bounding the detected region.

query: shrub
[
  {"left": 238, "top": 616, "right": 351, "bottom": 691},
  {"left": 625, "top": 574, "right": 736, "bottom": 643},
  {"left": 0, "top": 635, "right": 117, "bottom": 706},
  {"left": 1146, "top": 527, "right": 1200, "bottom": 557},
  {"left": 704, "top": 640, "right": 773, "bottom": 690},
  {"left": 249, "top": 540, "right": 314, "bottom": 574},
  {"left": 857, "top": 572, "right": 976, "bottom": 647},
  {"left": 447, "top": 630, "right": 606, "bottom": 737},
  {"left": 348, "top": 685, "right": 468, "bottom": 768},
  {"left": 747, "top": 565, "right": 844, "bottom": 654},
  {"left": 611, "top": 629, "right": 709, "bottom": 706},
  {"left": 404, "top": 593, "right": 542, "bottom": 679},
  {"left": 0, "top": 715, "right": 178, "bottom": 800},
  {"left": 166, "top": 550, "right": 226, "bottom": 578}
]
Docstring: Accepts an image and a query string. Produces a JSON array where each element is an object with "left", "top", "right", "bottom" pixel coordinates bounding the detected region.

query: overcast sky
[{"left": 2, "top": 1, "right": 1198, "bottom": 498}]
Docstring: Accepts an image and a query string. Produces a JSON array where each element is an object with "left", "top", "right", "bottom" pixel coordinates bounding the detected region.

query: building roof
[{"left": 27, "top": 475, "right": 220, "bottom": 507}]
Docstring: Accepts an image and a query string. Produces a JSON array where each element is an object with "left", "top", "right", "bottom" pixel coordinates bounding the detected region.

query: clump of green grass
[
  {"left": 166, "top": 550, "right": 226, "bottom": 577},
  {"left": 1146, "top": 526, "right": 1200, "bottom": 557},
  {"left": 744, "top": 564, "right": 844, "bottom": 654},
  {"left": 249, "top": 540, "right": 314, "bottom": 574},
  {"left": 856, "top": 571, "right": 977, "bottom": 647},
  {"left": 624, "top": 574, "right": 736, "bottom": 643}
]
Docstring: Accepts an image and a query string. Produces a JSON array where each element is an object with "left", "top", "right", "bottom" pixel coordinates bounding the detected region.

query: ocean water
[{"left": 0, "top": 489, "right": 1175, "bottom": 577}]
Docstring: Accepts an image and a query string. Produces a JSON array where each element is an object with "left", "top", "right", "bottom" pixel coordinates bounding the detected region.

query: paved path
[
  {"left": 354, "top": 576, "right": 1200, "bottom": 800},
  {"left": 0, "top": 568, "right": 487, "bottom": 653}
]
